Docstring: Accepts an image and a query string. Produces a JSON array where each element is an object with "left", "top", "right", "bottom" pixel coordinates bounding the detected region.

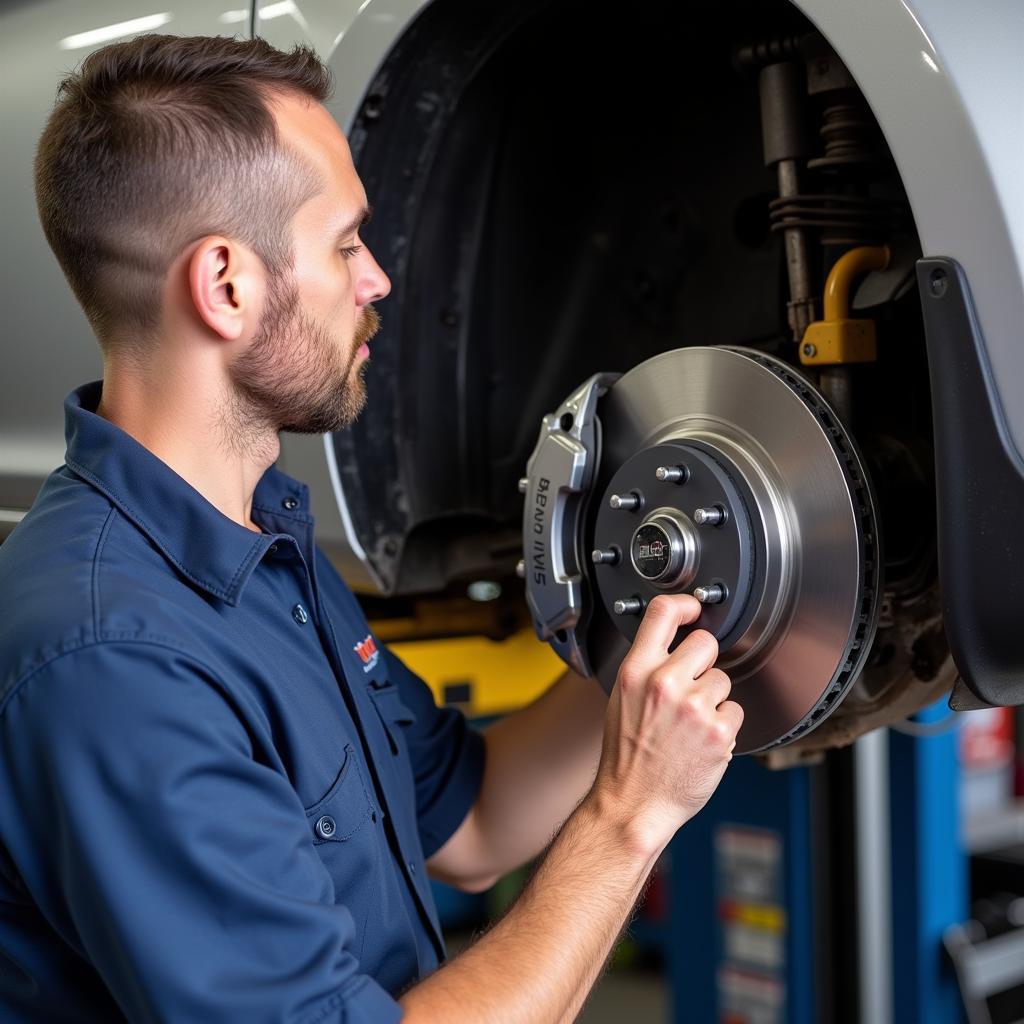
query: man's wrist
[{"left": 573, "top": 787, "right": 669, "bottom": 870}]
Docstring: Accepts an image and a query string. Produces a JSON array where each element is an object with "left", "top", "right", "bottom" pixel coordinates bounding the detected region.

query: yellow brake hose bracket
[{"left": 799, "top": 245, "right": 891, "bottom": 366}]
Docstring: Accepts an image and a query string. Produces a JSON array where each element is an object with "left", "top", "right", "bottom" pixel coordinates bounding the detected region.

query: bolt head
[
  {"left": 802, "top": 343, "right": 817, "bottom": 357},
  {"left": 929, "top": 268, "right": 948, "bottom": 297}
]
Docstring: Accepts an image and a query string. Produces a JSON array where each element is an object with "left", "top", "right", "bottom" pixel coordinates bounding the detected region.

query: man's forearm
[
  {"left": 475, "top": 670, "right": 606, "bottom": 870},
  {"left": 428, "top": 670, "right": 607, "bottom": 889},
  {"left": 402, "top": 794, "right": 658, "bottom": 1024}
]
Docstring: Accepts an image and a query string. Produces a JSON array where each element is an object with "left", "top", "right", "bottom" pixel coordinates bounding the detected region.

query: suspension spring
[{"left": 769, "top": 192, "right": 907, "bottom": 247}]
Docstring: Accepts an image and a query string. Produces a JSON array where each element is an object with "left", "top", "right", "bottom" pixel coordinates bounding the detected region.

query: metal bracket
[{"left": 520, "top": 372, "right": 619, "bottom": 676}]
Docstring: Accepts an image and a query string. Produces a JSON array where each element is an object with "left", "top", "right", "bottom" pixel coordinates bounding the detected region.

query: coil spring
[{"left": 769, "top": 192, "right": 906, "bottom": 246}]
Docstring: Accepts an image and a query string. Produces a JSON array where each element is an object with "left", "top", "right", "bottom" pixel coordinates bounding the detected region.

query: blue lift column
[
  {"left": 667, "top": 756, "right": 817, "bottom": 1023},
  {"left": 666, "top": 707, "right": 967, "bottom": 1024},
  {"left": 889, "top": 701, "right": 968, "bottom": 1023}
]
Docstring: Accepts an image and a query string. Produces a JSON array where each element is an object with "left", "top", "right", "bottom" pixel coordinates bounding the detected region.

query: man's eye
[{"left": 339, "top": 244, "right": 364, "bottom": 258}]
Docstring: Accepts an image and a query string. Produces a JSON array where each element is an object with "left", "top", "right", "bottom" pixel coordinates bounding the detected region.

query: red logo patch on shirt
[{"left": 354, "top": 634, "right": 379, "bottom": 672}]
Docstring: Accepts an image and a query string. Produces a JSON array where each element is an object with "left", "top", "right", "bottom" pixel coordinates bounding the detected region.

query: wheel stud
[
  {"left": 655, "top": 465, "right": 689, "bottom": 484},
  {"left": 694, "top": 584, "right": 725, "bottom": 604},
  {"left": 613, "top": 597, "right": 644, "bottom": 615},
  {"left": 518, "top": 477, "right": 529, "bottom": 494},
  {"left": 592, "top": 548, "right": 619, "bottom": 565},
  {"left": 610, "top": 492, "right": 641, "bottom": 511},
  {"left": 515, "top": 559, "right": 525, "bottom": 579},
  {"left": 693, "top": 505, "right": 726, "bottom": 526}
]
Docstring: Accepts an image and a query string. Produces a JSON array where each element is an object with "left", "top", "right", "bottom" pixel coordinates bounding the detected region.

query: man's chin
[{"left": 277, "top": 383, "right": 367, "bottom": 435}]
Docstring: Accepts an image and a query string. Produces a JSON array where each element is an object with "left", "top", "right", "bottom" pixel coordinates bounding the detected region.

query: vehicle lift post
[{"left": 667, "top": 701, "right": 966, "bottom": 1023}]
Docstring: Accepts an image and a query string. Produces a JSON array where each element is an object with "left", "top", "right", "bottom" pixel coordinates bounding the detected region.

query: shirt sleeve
[
  {"left": 0, "top": 640, "right": 403, "bottom": 1024},
  {"left": 381, "top": 646, "right": 486, "bottom": 859}
]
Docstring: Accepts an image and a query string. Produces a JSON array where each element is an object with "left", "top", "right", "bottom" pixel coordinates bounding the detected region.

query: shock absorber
[{"left": 757, "top": 60, "right": 818, "bottom": 343}]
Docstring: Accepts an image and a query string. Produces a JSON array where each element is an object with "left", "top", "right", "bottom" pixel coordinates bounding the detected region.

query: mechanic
[{"left": 0, "top": 35, "right": 742, "bottom": 1023}]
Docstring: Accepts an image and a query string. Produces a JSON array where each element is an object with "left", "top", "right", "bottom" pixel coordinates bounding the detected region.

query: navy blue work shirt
[{"left": 0, "top": 382, "right": 485, "bottom": 1022}]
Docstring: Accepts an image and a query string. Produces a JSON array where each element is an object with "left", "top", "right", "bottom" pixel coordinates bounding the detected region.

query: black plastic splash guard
[{"left": 917, "top": 257, "right": 1024, "bottom": 706}]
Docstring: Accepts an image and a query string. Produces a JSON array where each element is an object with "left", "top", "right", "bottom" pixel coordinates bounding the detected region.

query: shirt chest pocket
[
  {"left": 304, "top": 743, "right": 376, "bottom": 851},
  {"left": 367, "top": 680, "right": 417, "bottom": 757}
]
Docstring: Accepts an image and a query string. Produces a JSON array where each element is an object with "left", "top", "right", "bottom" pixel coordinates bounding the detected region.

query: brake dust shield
[{"left": 519, "top": 346, "right": 880, "bottom": 754}]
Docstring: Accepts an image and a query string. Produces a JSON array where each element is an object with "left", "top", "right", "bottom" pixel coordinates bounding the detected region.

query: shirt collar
[{"left": 63, "top": 381, "right": 313, "bottom": 606}]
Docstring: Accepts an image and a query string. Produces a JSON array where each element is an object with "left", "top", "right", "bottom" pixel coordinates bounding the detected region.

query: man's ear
[{"left": 187, "top": 237, "right": 261, "bottom": 341}]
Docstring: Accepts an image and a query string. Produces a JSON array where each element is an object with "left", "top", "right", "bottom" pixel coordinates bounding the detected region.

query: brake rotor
[{"left": 519, "top": 346, "right": 880, "bottom": 754}]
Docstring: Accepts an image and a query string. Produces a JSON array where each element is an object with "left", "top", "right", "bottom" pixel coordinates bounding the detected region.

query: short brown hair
[{"left": 34, "top": 34, "right": 333, "bottom": 350}]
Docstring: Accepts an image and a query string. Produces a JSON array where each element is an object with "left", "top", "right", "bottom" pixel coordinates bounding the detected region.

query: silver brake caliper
[{"left": 518, "top": 373, "right": 619, "bottom": 676}]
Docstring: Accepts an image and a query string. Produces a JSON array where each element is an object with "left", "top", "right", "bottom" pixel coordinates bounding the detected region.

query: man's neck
[{"left": 96, "top": 358, "right": 280, "bottom": 534}]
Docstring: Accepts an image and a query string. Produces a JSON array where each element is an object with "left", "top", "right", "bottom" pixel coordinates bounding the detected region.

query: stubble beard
[{"left": 226, "top": 272, "right": 380, "bottom": 453}]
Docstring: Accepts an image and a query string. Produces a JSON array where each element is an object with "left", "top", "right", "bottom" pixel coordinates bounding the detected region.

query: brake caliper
[{"left": 519, "top": 373, "right": 618, "bottom": 676}]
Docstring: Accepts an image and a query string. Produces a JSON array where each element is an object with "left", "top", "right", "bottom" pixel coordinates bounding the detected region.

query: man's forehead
[{"left": 270, "top": 90, "right": 366, "bottom": 228}]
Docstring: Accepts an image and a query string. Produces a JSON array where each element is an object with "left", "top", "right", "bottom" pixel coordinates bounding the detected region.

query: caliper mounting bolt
[
  {"left": 518, "top": 477, "right": 529, "bottom": 494},
  {"left": 694, "top": 584, "right": 725, "bottom": 605},
  {"left": 693, "top": 505, "right": 726, "bottom": 527},
  {"left": 609, "top": 492, "right": 642, "bottom": 511},
  {"left": 592, "top": 548, "right": 620, "bottom": 565},
  {"left": 613, "top": 597, "right": 644, "bottom": 616},
  {"left": 515, "top": 559, "right": 526, "bottom": 579},
  {"left": 655, "top": 465, "right": 689, "bottom": 484}
]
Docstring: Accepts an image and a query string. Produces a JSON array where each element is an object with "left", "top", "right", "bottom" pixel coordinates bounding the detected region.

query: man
[{"left": 0, "top": 34, "right": 742, "bottom": 1022}]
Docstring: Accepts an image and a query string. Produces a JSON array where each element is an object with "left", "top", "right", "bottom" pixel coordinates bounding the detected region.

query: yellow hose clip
[{"left": 799, "top": 245, "right": 891, "bottom": 366}]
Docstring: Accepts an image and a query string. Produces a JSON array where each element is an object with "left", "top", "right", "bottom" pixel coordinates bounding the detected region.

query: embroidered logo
[{"left": 354, "top": 634, "right": 380, "bottom": 673}]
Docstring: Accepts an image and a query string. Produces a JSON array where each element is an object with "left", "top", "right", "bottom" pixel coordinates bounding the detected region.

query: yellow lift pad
[{"left": 390, "top": 628, "right": 567, "bottom": 718}]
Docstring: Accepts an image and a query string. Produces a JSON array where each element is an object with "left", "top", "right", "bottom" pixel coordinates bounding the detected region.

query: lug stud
[
  {"left": 655, "top": 465, "right": 689, "bottom": 484},
  {"left": 515, "top": 559, "right": 526, "bottom": 579},
  {"left": 693, "top": 505, "right": 726, "bottom": 526},
  {"left": 518, "top": 477, "right": 529, "bottom": 494},
  {"left": 613, "top": 597, "right": 644, "bottom": 615},
  {"left": 609, "top": 492, "right": 642, "bottom": 511},
  {"left": 592, "top": 547, "right": 620, "bottom": 565},
  {"left": 694, "top": 584, "right": 725, "bottom": 604}
]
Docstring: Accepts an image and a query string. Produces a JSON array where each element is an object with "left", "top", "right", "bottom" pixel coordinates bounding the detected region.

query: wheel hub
[{"left": 519, "top": 346, "right": 880, "bottom": 754}]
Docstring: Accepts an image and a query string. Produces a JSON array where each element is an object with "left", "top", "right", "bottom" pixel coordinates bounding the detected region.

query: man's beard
[{"left": 227, "top": 273, "right": 380, "bottom": 441}]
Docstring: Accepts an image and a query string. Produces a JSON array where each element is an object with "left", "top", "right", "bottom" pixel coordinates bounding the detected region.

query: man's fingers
[
  {"left": 665, "top": 627, "right": 719, "bottom": 682},
  {"left": 694, "top": 666, "right": 732, "bottom": 709},
  {"left": 627, "top": 595, "right": 703, "bottom": 670},
  {"left": 716, "top": 699, "right": 745, "bottom": 741}
]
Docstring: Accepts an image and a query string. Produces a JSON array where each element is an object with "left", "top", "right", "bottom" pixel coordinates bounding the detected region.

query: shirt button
[
  {"left": 408, "top": 861, "right": 417, "bottom": 875},
  {"left": 282, "top": 496, "right": 299, "bottom": 510},
  {"left": 268, "top": 544, "right": 278, "bottom": 555},
  {"left": 292, "top": 603, "right": 309, "bottom": 625},
  {"left": 315, "top": 815, "right": 336, "bottom": 840}
]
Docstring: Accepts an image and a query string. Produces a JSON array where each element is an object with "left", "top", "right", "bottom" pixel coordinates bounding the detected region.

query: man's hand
[
  {"left": 590, "top": 593, "right": 744, "bottom": 856},
  {"left": 402, "top": 593, "right": 743, "bottom": 1024}
]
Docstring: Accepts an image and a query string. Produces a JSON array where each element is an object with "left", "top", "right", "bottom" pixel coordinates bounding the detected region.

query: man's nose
[{"left": 356, "top": 249, "right": 391, "bottom": 305}]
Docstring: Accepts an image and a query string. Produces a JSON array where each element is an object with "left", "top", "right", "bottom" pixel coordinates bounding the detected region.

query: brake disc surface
[{"left": 520, "top": 346, "right": 880, "bottom": 754}]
